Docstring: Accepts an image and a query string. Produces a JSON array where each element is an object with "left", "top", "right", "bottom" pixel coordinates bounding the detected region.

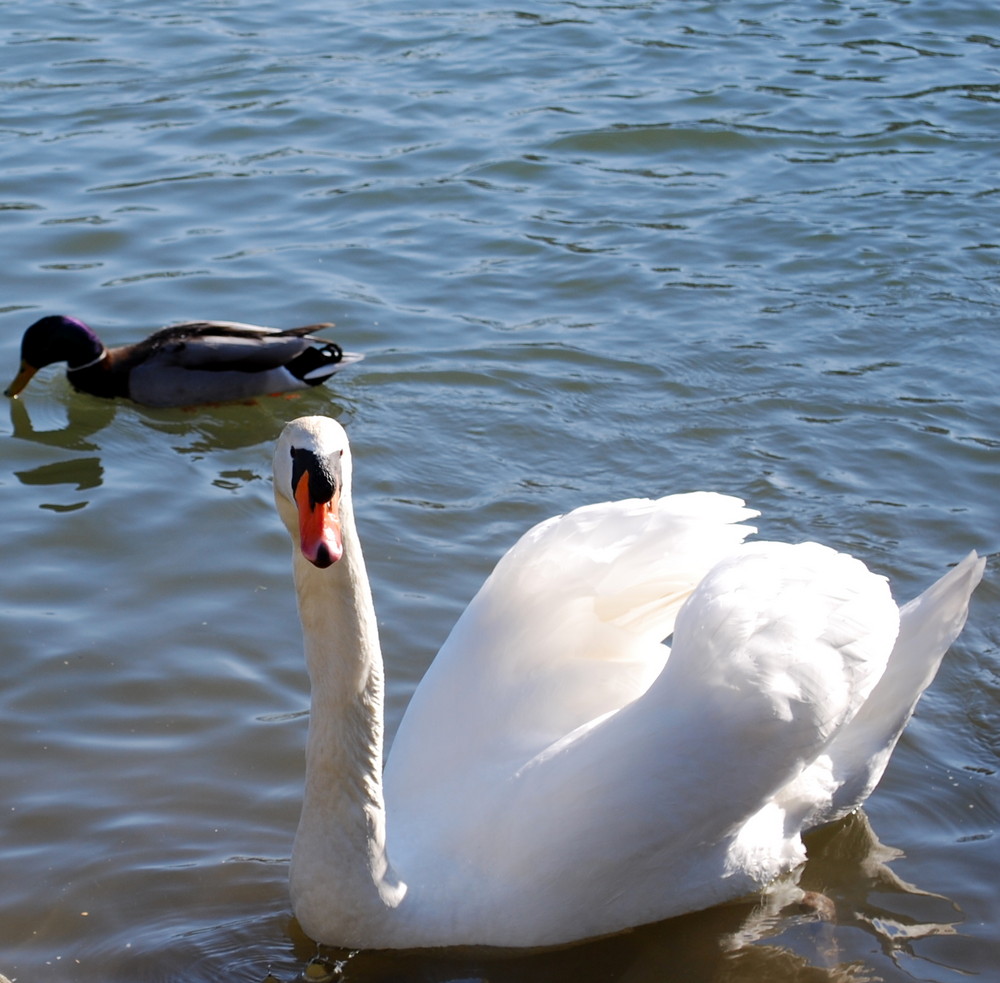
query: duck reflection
[
  {"left": 138, "top": 395, "right": 328, "bottom": 455},
  {"left": 8, "top": 388, "right": 343, "bottom": 505},
  {"left": 8, "top": 387, "right": 112, "bottom": 452},
  {"left": 9, "top": 397, "right": 109, "bottom": 508},
  {"left": 14, "top": 457, "right": 103, "bottom": 512}
]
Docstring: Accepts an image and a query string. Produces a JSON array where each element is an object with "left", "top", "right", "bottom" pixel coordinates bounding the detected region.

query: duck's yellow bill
[{"left": 4, "top": 361, "right": 38, "bottom": 398}]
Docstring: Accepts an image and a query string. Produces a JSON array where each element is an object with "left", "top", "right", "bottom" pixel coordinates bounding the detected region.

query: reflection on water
[
  {"left": 9, "top": 397, "right": 110, "bottom": 508},
  {"left": 14, "top": 456, "right": 103, "bottom": 511},
  {"left": 720, "top": 812, "right": 962, "bottom": 980},
  {"left": 7, "top": 387, "right": 340, "bottom": 505},
  {"left": 8, "top": 392, "right": 111, "bottom": 453}
]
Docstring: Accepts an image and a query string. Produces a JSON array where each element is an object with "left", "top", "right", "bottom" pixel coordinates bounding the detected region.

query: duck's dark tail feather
[{"left": 290, "top": 343, "right": 364, "bottom": 384}]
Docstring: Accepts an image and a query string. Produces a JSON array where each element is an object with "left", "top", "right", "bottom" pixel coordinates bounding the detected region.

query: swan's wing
[
  {"left": 784, "top": 550, "right": 986, "bottom": 827},
  {"left": 487, "top": 541, "right": 908, "bottom": 936},
  {"left": 390, "top": 539, "right": 917, "bottom": 943},
  {"left": 660, "top": 541, "right": 901, "bottom": 792},
  {"left": 385, "top": 492, "right": 756, "bottom": 803}
]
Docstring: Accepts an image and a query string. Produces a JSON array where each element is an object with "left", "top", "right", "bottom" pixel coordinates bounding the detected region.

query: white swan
[{"left": 272, "top": 415, "right": 984, "bottom": 950}]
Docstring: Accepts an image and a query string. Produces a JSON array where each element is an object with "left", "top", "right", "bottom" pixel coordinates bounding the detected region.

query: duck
[
  {"left": 272, "top": 414, "right": 985, "bottom": 950},
  {"left": 4, "top": 315, "right": 363, "bottom": 408}
]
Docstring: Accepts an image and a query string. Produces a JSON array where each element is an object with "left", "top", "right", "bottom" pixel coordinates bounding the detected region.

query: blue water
[{"left": 1, "top": 1, "right": 998, "bottom": 980}]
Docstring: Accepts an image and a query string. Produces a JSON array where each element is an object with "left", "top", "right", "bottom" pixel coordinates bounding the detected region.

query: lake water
[{"left": 1, "top": 1, "right": 998, "bottom": 980}]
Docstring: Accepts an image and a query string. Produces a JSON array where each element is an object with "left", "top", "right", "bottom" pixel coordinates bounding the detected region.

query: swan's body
[
  {"left": 5, "top": 315, "right": 362, "bottom": 407},
  {"left": 273, "top": 415, "right": 984, "bottom": 950}
]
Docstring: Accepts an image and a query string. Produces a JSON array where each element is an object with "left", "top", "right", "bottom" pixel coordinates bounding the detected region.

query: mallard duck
[
  {"left": 4, "top": 315, "right": 363, "bottom": 408},
  {"left": 270, "top": 415, "right": 983, "bottom": 949}
]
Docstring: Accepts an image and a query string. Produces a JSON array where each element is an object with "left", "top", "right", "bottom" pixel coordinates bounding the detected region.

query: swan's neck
[{"left": 289, "top": 503, "right": 404, "bottom": 939}]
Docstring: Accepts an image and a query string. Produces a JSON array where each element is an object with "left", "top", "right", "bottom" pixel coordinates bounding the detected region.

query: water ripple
[{"left": 1, "top": 0, "right": 998, "bottom": 980}]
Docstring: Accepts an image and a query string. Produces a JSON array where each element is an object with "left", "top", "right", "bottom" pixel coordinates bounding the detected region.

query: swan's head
[{"left": 274, "top": 416, "right": 351, "bottom": 569}]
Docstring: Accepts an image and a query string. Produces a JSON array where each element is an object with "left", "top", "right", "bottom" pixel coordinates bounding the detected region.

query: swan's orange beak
[
  {"left": 4, "top": 360, "right": 39, "bottom": 398},
  {"left": 294, "top": 471, "right": 343, "bottom": 568}
]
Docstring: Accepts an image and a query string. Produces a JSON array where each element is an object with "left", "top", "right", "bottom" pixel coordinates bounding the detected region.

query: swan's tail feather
[{"left": 798, "top": 550, "right": 986, "bottom": 826}]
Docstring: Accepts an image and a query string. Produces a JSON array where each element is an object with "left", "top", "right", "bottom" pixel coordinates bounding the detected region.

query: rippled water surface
[{"left": 2, "top": 1, "right": 998, "bottom": 980}]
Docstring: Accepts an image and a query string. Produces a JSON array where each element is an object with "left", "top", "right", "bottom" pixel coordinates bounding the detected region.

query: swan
[
  {"left": 5, "top": 315, "right": 363, "bottom": 407},
  {"left": 272, "top": 415, "right": 984, "bottom": 950}
]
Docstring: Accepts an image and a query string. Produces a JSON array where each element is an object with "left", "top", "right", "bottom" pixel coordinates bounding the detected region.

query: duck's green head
[{"left": 5, "top": 315, "right": 105, "bottom": 398}]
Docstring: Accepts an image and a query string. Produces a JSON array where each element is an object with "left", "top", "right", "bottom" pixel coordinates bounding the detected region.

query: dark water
[{"left": 1, "top": 1, "right": 998, "bottom": 980}]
